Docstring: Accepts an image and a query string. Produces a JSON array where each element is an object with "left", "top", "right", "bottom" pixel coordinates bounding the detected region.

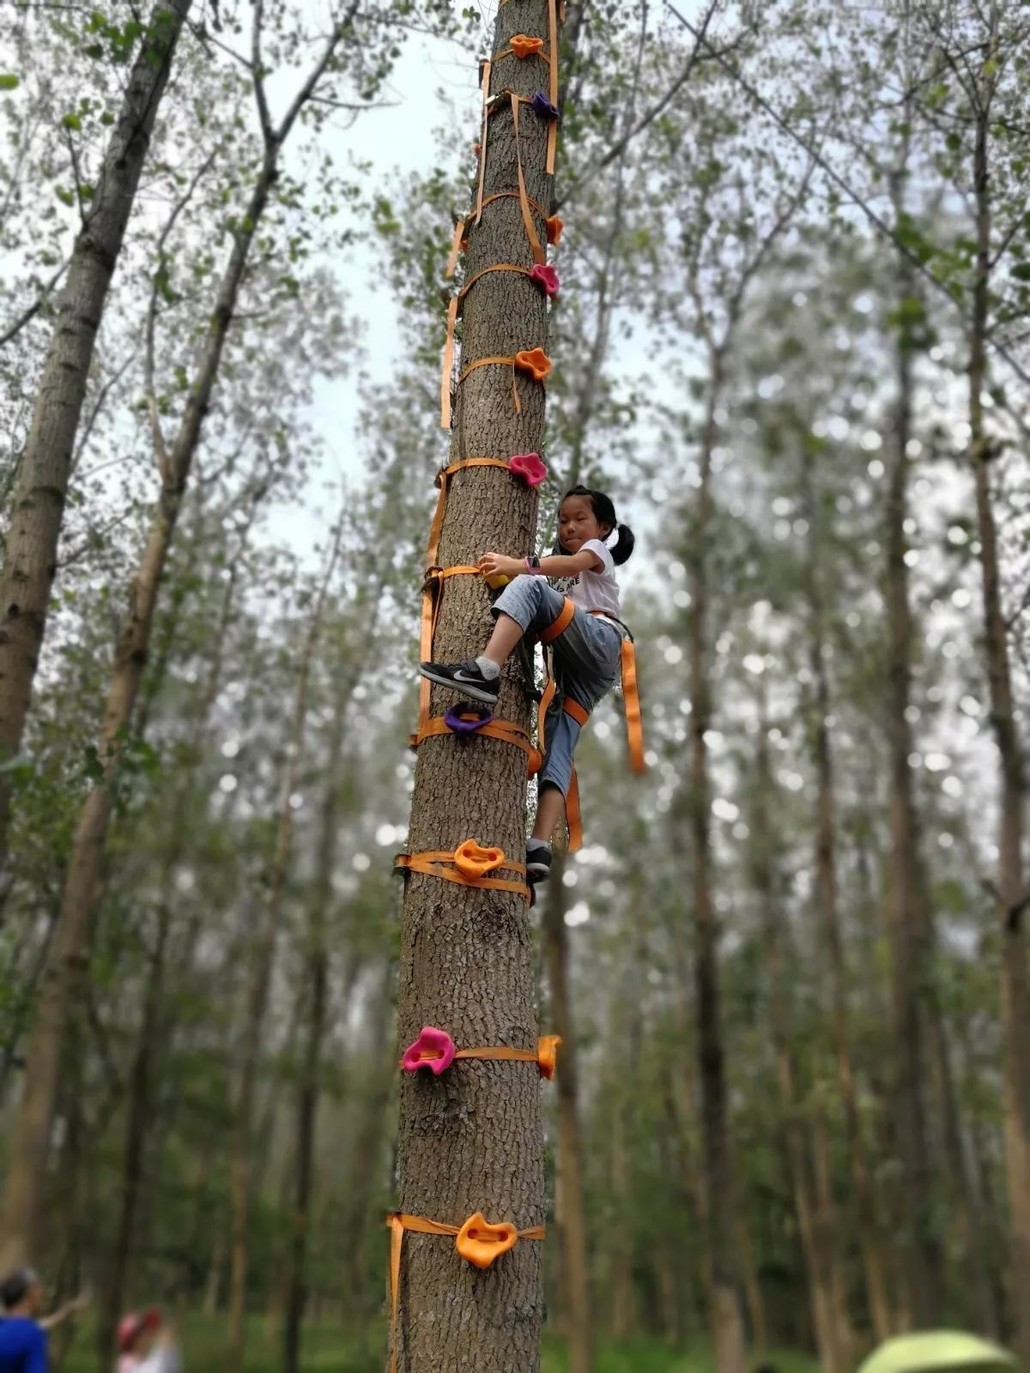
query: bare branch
[
  {"left": 0, "top": 259, "right": 70, "bottom": 349},
  {"left": 556, "top": 0, "right": 723, "bottom": 213},
  {"left": 663, "top": 0, "right": 1030, "bottom": 392}
]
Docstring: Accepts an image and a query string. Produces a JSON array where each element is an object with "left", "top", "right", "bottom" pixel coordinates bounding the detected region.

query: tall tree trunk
[
  {"left": 95, "top": 514, "right": 253, "bottom": 1363},
  {"left": 883, "top": 246, "right": 944, "bottom": 1328},
  {"left": 0, "top": 0, "right": 192, "bottom": 872},
  {"left": 0, "top": 75, "right": 313, "bottom": 1269},
  {"left": 685, "top": 356, "right": 748, "bottom": 1373},
  {"left": 227, "top": 522, "right": 342, "bottom": 1373},
  {"left": 799, "top": 450, "right": 893, "bottom": 1341},
  {"left": 541, "top": 849, "right": 593, "bottom": 1373},
  {"left": 338, "top": 964, "right": 396, "bottom": 1322},
  {"left": 392, "top": 6, "right": 554, "bottom": 1368},
  {"left": 751, "top": 703, "right": 846, "bottom": 1373},
  {"left": 96, "top": 900, "right": 173, "bottom": 1365},
  {"left": 969, "top": 23, "right": 1030, "bottom": 1362},
  {"left": 282, "top": 680, "right": 348, "bottom": 1373}
]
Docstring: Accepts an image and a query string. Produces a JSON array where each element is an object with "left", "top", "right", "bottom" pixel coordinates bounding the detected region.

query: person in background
[
  {"left": 116, "top": 1309, "right": 182, "bottom": 1373},
  {"left": 0, "top": 1268, "right": 48, "bottom": 1373}
]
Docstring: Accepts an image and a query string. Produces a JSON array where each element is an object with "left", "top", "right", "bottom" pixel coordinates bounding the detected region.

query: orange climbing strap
[
  {"left": 455, "top": 347, "right": 551, "bottom": 420},
  {"left": 535, "top": 598, "right": 647, "bottom": 851},
  {"left": 441, "top": 264, "right": 545, "bottom": 427},
  {"left": 410, "top": 714, "right": 542, "bottom": 776},
  {"left": 387, "top": 1212, "right": 545, "bottom": 1372},
  {"left": 400, "top": 1025, "right": 561, "bottom": 1078},
  {"left": 395, "top": 843, "right": 531, "bottom": 902}
]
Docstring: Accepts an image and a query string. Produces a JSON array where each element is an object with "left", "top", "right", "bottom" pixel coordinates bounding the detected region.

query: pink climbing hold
[
  {"left": 529, "top": 264, "right": 560, "bottom": 298},
  {"left": 508, "top": 452, "right": 548, "bottom": 487},
  {"left": 401, "top": 1026, "right": 456, "bottom": 1075}
]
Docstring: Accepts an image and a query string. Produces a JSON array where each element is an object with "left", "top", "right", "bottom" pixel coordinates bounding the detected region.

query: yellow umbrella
[{"left": 857, "top": 1332, "right": 1018, "bottom": 1373}]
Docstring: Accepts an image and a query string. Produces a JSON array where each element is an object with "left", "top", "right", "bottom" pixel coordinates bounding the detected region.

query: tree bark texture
[
  {"left": 541, "top": 850, "right": 593, "bottom": 1373},
  {"left": 686, "top": 362, "right": 749, "bottom": 1373},
  {"left": 0, "top": 0, "right": 192, "bottom": 863},
  {"left": 0, "top": 115, "right": 286, "bottom": 1275},
  {"left": 392, "top": 7, "right": 555, "bottom": 1369},
  {"left": 969, "top": 41, "right": 1030, "bottom": 1365},
  {"left": 799, "top": 451, "right": 893, "bottom": 1341}
]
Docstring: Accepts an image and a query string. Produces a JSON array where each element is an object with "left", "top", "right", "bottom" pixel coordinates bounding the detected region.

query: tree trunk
[
  {"left": 799, "top": 450, "right": 893, "bottom": 1341},
  {"left": 96, "top": 899, "right": 173, "bottom": 1364},
  {"left": 541, "top": 849, "right": 593, "bottom": 1373},
  {"left": 0, "top": 0, "right": 192, "bottom": 870},
  {"left": 338, "top": 964, "right": 396, "bottom": 1322},
  {"left": 0, "top": 121, "right": 294, "bottom": 1274},
  {"left": 883, "top": 261, "right": 944, "bottom": 1327},
  {"left": 969, "top": 33, "right": 1030, "bottom": 1364},
  {"left": 282, "top": 678, "right": 347, "bottom": 1373},
  {"left": 392, "top": 7, "right": 554, "bottom": 1368},
  {"left": 685, "top": 358, "right": 748, "bottom": 1373},
  {"left": 751, "top": 705, "right": 845, "bottom": 1373},
  {"left": 227, "top": 523, "right": 342, "bottom": 1373}
]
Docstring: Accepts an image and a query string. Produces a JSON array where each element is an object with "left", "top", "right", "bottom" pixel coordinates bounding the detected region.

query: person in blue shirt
[{"left": 0, "top": 1267, "right": 48, "bottom": 1373}]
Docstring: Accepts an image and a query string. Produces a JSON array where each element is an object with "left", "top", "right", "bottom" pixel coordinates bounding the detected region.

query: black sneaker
[
  {"left": 419, "top": 659, "right": 499, "bottom": 705},
  {"left": 526, "top": 841, "right": 552, "bottom": 884}
]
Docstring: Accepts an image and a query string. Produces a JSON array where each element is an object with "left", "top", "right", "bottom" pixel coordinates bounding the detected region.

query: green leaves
[{"left": 0, "top": 73, "right": 19, "bottom": 91}]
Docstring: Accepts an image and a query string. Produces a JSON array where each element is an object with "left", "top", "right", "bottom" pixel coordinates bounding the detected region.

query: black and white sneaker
[
  {"left": 419, "top": 659, "right": 499, "bottom": 705},
  {"left": 526, "top": 840, "right": 552, "bottom": 884}
]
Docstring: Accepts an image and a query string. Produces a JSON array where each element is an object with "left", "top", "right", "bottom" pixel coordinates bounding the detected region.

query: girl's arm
[{"left": 479, "top": 548, "right": 603, "bottom": 580}]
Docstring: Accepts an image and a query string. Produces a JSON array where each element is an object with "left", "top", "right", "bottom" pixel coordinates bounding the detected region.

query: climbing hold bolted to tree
[
  {"left": 508, "top": 452, "right": 549, "bottom": 486},
  {"left": 531, "top": 89, "right": 560, "bottom": 121},
  {"left": 444, "top": 703, "right": 495, "bottom": 733},
  {"left": 456, "top": 1213, "right": 519, "bottom": 1268},
  {"left": 529, "top": 264, "right": 560, "bottom": 298},
  {"left": 401, "top": 1026, "right": 457, "bottom": 1075},
  {"left": 454, "top": 839, "right": 506, "bottom": 878}
]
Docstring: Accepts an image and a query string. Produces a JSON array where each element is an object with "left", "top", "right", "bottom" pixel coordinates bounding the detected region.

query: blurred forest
[{"left": 0, "top": 0, "right": 1027, "bottom": 1370}]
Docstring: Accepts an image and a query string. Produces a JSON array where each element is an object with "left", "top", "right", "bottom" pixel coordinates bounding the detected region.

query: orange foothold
[
  {"left": 456, "top": 1213, "right": 518, "bottom": 1269},
  {"left": 537, "top": 1035, "right": 562, "bottom": 1080},
  {"left": 454, "top": 839, "right": 506, "bottom": 879},
  {"left": 510, "top": 33, "right": 545, "bottom": 57},
  {"left": 546, "top": 214, "right": 563, "bottom": 246},
  {"left": 514, "top": 347, "right": 552, "bottom": 382}
]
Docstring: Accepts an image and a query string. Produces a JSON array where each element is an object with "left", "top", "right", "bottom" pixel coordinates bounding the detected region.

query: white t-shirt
[{"left": 569, "top": 538, "right": 622, "bottom": 623}]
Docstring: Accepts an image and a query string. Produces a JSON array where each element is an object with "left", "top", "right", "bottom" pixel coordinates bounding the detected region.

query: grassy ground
[{"left": 60, "top": 1313, "right": 820, "bottom": 1372}]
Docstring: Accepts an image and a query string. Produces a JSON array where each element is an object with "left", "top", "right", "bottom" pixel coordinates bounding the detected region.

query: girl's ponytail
[{"left": 609, "top": 522, "right": 635, "bottom": 566}]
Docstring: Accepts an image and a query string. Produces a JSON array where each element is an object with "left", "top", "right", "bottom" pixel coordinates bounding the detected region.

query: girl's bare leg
[
  {"left": 483, "top": 613, "right": 524, "bottom": 666},
  {"left": 531, "top": 783, "right": 565, "bottom": 842}
]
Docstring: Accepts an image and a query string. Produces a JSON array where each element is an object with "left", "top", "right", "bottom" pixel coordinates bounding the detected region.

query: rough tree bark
[
  {"left": 227, "top": 520, "right": 343, "bottom": 1373},
  {"left": 967, "top": 12, "right": 1030, "bottom": 1361},
  {"left": 799, "top": 448, "right": 892, "bottom": 1340},
  {"left": 0, "top": 8, "right": 355, "bottom": 1273},
  {"left": 0, "top": 0, "right": 192, "bottom": 870},
  {"left": 541, "top": 850, "right": 593, "bottom": 1373},
  {"left": 391, "top": 5, "right": 554, "bottom": 1368}
]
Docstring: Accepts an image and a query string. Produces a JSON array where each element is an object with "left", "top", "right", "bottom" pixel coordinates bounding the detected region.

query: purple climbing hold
[
  {"left": 444, "top": 702, "right": 494, "bottom": 734},
  {"left": 531, "top": 90, "right": 560, "bottom": 121}
]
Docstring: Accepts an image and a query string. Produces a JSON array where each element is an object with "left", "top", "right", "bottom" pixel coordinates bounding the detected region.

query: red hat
[{"left": 117, "top": 1308, "right": 160, "bottom": 1353}]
